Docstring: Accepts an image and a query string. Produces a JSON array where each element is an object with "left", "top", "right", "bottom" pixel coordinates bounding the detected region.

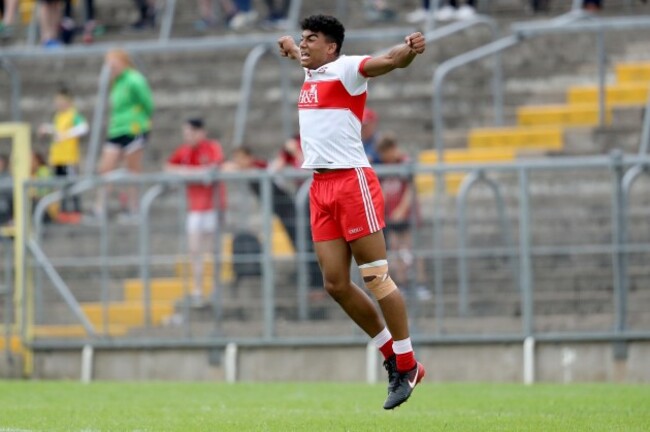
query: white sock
[
  {"left": 372, "top": 327, "right": 392, "bottom": 348},
  {"left": 393, "top": 337, "right": 413, "bottom": 354}
]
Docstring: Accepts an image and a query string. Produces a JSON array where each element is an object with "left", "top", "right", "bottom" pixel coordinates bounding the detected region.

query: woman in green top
[{"left": 95, "top": 49, "right": 154, "bottom": 217}]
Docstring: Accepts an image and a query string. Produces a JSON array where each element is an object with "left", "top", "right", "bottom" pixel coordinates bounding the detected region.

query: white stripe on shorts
[{"left": 355, "top": 167, "right": 380, "bottom": 232}]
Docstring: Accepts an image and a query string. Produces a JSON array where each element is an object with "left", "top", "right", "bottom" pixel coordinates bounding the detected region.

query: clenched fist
[
  {"left": 278, "top": 35, "right": 299, "bottom": 59},
  {"left": 405, "top": 32, "right": 425, "bottom": 55}
]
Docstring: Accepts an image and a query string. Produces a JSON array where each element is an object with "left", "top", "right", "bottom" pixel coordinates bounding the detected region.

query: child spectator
[
  {"left": 166, "top": 118, "right": 225, "bottom": 305},
  {"left": 38, "top": 87, "right": 88, "bottom": 224},
  {"left": 376, "top": 133, "right": 430, "bottom": 300}
]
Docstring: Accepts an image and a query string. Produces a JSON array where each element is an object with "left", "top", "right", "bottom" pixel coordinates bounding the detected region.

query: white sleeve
[{"left": 339, "top": 55, "right": 371, "bottom": 96}]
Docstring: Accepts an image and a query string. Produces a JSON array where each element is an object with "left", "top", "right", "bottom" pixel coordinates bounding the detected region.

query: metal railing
[{"left": 14, "top": 153, "right": 650, "bottom": 352}]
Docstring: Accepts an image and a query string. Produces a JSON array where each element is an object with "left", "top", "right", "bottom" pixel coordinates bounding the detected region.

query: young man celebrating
[{"left": 278, "top": 15, "right": 426, "bottom": 410}]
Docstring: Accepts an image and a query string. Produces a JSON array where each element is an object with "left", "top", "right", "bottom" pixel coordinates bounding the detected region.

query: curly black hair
[{"left": 300, "top": 15, "right": 345, "bottom": 55}]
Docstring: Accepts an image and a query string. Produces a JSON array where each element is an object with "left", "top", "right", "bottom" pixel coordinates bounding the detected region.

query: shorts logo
[{"left": 349, "top": 227, "right": 364, "bottom": 235}]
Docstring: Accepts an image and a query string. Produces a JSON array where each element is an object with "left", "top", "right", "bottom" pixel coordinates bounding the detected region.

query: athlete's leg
[
  {"left": 349, "top": 231, "right": 410, "bottom": 341},
  {"left": 314, "top": 238, "right": 385, "bottom": 338}
]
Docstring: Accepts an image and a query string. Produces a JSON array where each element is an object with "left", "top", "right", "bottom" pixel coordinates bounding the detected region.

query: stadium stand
[{"left": 1, "top": 0, "right": 650, "bottom": 380}]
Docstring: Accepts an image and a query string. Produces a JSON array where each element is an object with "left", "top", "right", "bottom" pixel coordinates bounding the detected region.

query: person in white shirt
[{"left": 278, "top": 14, "right": 426, "bottom": 410}]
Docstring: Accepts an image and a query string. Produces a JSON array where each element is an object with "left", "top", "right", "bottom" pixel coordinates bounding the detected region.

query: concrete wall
[{"left": 28, "top": 341, "right": 650, "bottom": 383}]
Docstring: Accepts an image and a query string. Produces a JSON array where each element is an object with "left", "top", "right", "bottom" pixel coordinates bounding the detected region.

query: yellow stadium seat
[
  {"left": 81, "top": 302, "right": 174, "bottom": 327},
  {"left": 123, "top": 277, "right": 214, "bottom": 302},
  {"left": 615, "top": 62, "right": 650, "bottom": 83},
  {"left": 33, "top": 324, "right": 128, "bottom": 338},
  {"left": 468, "top": 126, "right": 563, "bottom": 151},
  {"left": 0, "top": 334, "right": 22, "bottom": 353},
  {"left": 517, "top": 104, "right": 612, "bottom": 127},
  {"left": 567, "top": 83, "right": 650, "bottom": 106}
]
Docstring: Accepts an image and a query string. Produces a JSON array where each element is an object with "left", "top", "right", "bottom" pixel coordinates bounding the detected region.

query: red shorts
[{"left": 310, "top": 167, "right": 386, "bottom": 242}]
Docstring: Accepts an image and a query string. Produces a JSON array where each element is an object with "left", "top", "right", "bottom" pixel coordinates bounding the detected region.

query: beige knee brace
[{"left": 359, "top": 260, "right": 397, "bottom": 300}]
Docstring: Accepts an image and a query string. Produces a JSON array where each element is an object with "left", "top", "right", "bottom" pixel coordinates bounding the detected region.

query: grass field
[{"left": 1, "top": 381, "right": 649, "bottom": 431}]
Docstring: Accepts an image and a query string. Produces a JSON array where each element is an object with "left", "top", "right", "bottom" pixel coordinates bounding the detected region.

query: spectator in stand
[
  {"left": 376, "top": 133, "right": 430, "bottom": 300},
  {"left": 166, "top": 118, "right": 225, "bottom": 305},
  {"left": 131, "top": 0, "right": 156, "bottom": 30},
  {"left": 583, "top": 0, "right": 602, "bottom": 11},
  {"left": 261, "top": 0, "right": 290, "bottom": 29},
  {"left": 61, "top": 0, "right": 97, "bottom": 44},
  {"left": 39, "top": 0, "right": 64, "bottom": 47},
  {"left": 93, "top": 49, "right": 154, "bottom": 220},
  {"left": 361, "top": 108, "right": 381, "bottom": 164},
  {"left": 227, "top": 143, "right": 323, "bottom": 290},
  {"left": 195, "top": 0, "right": 258, "bottom": 31},
  {"left": 0, "top": 154, "right": 12, "bottom": 227},
  {"left": 364, "top": 0, "right": 396, "bottom": 23},
  {"left": 0, "top": 0, "right": 18, "bottom": 38},
  {"left": 38, "top": 87, "right": 88, "bottom": 224},
  {"left": 407, "top": 0, "right": 476, "bottom": 23}
]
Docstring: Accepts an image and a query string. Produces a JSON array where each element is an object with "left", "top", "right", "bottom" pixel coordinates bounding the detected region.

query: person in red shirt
[
  {"left": 376, "top": 133, "right": 430, "bottom": 301},
  {"left": 166, "top": 118, "right": 225, "bottom": 304}
]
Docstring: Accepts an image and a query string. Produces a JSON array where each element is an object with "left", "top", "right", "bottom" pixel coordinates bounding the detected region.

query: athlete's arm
[
  {"left": 362, "top": 32, "right": 425, "bottom": 78},
  {"left": 278, "top": 36, "right": 301, "bottom": 61}
]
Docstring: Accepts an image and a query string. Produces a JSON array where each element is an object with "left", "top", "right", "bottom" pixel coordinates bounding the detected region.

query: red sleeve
[
  {"left": 167, "top": 146, "right": 185, "bottom": 164},
  {"left": 358, "top": 56, "right": 372, "bottom": 78},
  {"left": 211, "top": 141, "right": 224, "bottom": 164}
]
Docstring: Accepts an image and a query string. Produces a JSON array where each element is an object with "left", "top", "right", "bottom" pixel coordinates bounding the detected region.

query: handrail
[
  {"left": 456, "top": 169, "right": 517, "bottom": 317},
  {"left": 85, "top": 63, "right": 111, "bottom": 176},
  {"left": 232, "top": 45, "right": 293, "bottom": 148},
  {"left": 432, "top": 10, "right": 591, "bottom": 163},
  {"left": 0, "top": 59, "right": 21, "bottom": 121},
  {"left": 27, "top": 239, "right": 96, "bottom": 336}
]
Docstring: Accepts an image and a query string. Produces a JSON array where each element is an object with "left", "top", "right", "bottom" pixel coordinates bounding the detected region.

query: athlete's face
[{"left": 299, "top": 30, "right": 338, "bottom": 69}]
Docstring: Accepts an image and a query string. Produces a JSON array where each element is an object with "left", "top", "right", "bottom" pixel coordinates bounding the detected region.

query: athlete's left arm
[{"left": 362, "top": 32, "right": 425, "bottom": 78}]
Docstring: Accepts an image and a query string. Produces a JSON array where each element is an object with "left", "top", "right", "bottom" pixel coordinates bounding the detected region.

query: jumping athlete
[{"left": 278, "top": 15, "right": 426, "bottom": 410}]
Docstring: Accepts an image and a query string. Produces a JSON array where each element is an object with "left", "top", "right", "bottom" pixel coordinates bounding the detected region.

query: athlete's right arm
[{"left": 278, "top": 36, "right": 300, "bottom": 61}]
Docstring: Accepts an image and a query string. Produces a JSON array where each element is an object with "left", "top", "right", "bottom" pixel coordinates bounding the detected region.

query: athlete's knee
[
  {"left": 322, "top": 276, "right": 350, "bottom": 300},
  {"left": 359, "top": 259, "right": 397, "bottom": 300}
]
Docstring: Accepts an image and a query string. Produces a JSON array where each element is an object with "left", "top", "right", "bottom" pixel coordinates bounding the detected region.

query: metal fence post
[
  {"left": 456, "top": 171, "right": 481, "bottom": 316},
  {"left": 610, "top": 151, "right": 632, "bottom": 359},
  {"left": 295, "top": 179, "right": 312, "bottom": 321},
  {"left": 432, "top": 168, "right": 445, "bottom": 334},
  {"left": 260, "top": 173, "right": 276, "bottom": 339},
  {"left": 84, "top": 63, "right": 111, "bottom": 176},
  {"left": 517, "top": 168, "right": 534, "bottom": 336},
  {"left": 139, "top": 184, "right": 166, "bottom": 328},
  {"left": 0, "top": 59, "right": 21, "bottom": 121},
  {"left": 597, "top": 30, "right": 607, "bottom": 126},
  {"left": 639, "top": 90, "right": 650, "bottom": 156}
]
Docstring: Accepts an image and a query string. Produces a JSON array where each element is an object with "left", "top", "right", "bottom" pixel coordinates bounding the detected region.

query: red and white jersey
[{"left": 298, "top": 55, "right": 372, "bottom": 169}]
